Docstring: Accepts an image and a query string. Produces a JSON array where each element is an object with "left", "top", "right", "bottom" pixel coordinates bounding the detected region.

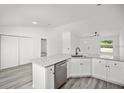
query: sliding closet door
[
  {"left": 1, "top": 35, "right": 19, "bottom": 69},
  {"left": 19, "top": 37, "right": 33, "bottom": 65}
]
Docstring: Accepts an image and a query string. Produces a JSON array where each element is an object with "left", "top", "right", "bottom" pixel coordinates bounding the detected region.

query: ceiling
[{"left": 0, "top": 4, "right": 124, "bottom": 36}]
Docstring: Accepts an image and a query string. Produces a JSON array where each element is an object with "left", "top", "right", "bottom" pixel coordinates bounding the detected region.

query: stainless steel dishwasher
[{"left": 55, "top": 60, "right": 67, "bottom": 89}]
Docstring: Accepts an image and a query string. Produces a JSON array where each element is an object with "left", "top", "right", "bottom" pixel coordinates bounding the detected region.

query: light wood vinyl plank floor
[
  {"left": 0, "top": 64, "right": 124, "bottom": 89},
  {"left": 0, "top": 64, "right": 32, "bottom": 89},
  {"left": 61, "top": 77, "right": 124, "bottom": 89}
]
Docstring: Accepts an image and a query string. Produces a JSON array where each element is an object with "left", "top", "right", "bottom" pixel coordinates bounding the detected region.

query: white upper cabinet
[
  {"left": 62, "top": 32, "right": 71, "bottom": 54},
  {"left": 92, "top": 58, "right": 107, "bottom": 80},
  {"left": 1, "top": 35, "right": 19, "bottom": 69},
  {"left": 19, "top": 37, "right": 33, "bottom": 65}
]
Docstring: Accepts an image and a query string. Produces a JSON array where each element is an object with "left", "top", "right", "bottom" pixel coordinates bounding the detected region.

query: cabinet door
[
  {"left": 45, "top": 65, "right": 54, "bottom": 89},
  {"left": 92, "top": 59, "right": 106, "bottom": 80},
  {"left": 67, "top": 59, "right": 71, "bottom": 78},
  {"left": 1, "top": 36, "right": 19, "bottom": 69},
  {"left": 19, "top": 38, "right": 33, "bottom": 65},
  {"left": 70, "top": 60, "right": 80, "bottom": 77},
  {"left": 107, "top": 61, "right": 124, "bottom": 85},
  {"left": 80, "top": 59, "right": 91, "bottom": 76}
]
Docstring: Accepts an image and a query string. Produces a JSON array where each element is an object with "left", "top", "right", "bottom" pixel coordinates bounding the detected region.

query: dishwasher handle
[{"left": 55, "top": 60, "right": 67, "bottom": 66}]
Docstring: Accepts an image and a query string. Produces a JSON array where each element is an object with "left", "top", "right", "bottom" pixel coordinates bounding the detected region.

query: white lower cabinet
[
  {"left": 69, "top": 58, "right": 91, "bottom": 77},
  {"left": 33, "top": 63, "right": 54, "bottom": 89},
  {"left": 107, "top": 61, "right": 124, "bottom": 86},
  {"left": 45, "top": 65, "right": 54, "bottom": 89},
  {"left": 92, "top": 58, "right": 106, "bottom": 80},
  {"left": 81, "top": 59, "right": 92, "bottom": 76},
  {"left": 67, "top": 59, "right": 71, "bottom": 78},
  {"left": 69, "top": 60, "right": 80, "bottom": 77},
  {"left": 92, "top": 58, "right": 124, "bottom": 86}
]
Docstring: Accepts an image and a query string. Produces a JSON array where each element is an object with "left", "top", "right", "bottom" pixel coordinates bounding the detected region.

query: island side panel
[{"left": 32, "top": 63, "right": 46, "bottom": 89}]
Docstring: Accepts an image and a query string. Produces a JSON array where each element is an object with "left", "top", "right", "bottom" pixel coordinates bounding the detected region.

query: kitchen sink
[
  {"left": 71, "top": 55, "right": 83, "bottom": 57},
  {"left": 71, "top": 55, "right": 89, "bottom": 58}
]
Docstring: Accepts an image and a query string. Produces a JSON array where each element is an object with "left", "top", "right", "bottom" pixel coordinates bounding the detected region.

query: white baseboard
[
  {"left": 68, "top": 75, "right": 91, "bottom": 78},
  {"left": 92, "top": 75, "right": 124, "bottom": 87}
]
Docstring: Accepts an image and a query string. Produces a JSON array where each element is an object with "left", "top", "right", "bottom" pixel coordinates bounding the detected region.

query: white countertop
[
  {"left": 31, "top": 54, "right": 71, "bottom": 67},
  {"left": 94, "top": 57, "right": 124, "bottom": 62},
  {"left": 72, "top": 56, "right": 124, "bottom": 62},
  {"left": 31, "top": 54, "right": 124, "bottom": 68}
]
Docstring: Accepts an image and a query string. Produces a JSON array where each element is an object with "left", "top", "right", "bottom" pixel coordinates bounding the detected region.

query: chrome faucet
[{"left": 76, "top": 47, "right": 81, "bottom": 55}]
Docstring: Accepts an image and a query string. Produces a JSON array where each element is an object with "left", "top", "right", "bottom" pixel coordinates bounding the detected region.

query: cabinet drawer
[
  {"left": 71, "top": 58, "right": 91, "bottom": 62},
  {"left": 71, "top": 59, "right": 82, "bottom": 62}
]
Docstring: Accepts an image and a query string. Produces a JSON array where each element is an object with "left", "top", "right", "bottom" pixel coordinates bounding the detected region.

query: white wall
[
  {"left": 62, "top": 32, "right": 71, "bottom": 54},
  {"left": 0, "top": 26, "right": 62, "bottom": 58},
  {"left": 119, "top": 31, "right": 124, "bottom": 60},
  {"left": 47, "top": 30, "right": 62, "bottom": 56},
  {"left": 71, "top": 33, "right": 80, "bottom": 55},
  {"left": 79, "top": 35, "right": 120, "bottom": 58},
  {"left": 80, "top": 37, "right": 100, "bottom": 57}
]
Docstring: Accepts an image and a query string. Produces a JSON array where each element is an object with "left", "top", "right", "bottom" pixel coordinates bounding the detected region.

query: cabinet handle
[
  {"left": 114, "top": 63, "right": 117, "bottom": 66},
  {"left": 80, "top": 63, "right": 83, "bottom": 65},
  {"left": 105, "top": 65, "right": 110, "bottom": 68},
  {"left": 50, "top": 69, "right": 55, "bottom": 75}
]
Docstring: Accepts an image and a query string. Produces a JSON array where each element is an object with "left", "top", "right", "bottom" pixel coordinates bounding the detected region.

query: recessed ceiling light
[
  {"left": 47, "top": 24, "right": 52, "bottom": 26},
  {"left": 97, "top": 4, "right": 102, "bottom": 6},
  {"left": 32, "top": 21, "right": 37, "bottom": 25}
]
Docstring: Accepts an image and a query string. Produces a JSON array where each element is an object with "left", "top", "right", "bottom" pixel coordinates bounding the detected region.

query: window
[{"left": 100, "top": 40, "right": 113, "bottom": 59}]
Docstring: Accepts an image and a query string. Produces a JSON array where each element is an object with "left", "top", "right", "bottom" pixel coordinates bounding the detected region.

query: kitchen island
[{"left": 31, "top": 54, "right": 71, "bottom": 89}]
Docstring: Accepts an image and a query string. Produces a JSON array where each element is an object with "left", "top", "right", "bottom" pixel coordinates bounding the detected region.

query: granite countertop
[
  {"left": 31, "top": 54, "right": 124, "bottom": 67},
  {"left": 71, "top": 56, "right": 92, "bottom": 59},
  {"left": 93, "top": 57, "right": 124, "bottom": 62},
  {"left": 71, "top": 55, "right": 124, "bottom": 62},
  {"left": 31, "top": 54, "right": 71, "bottom": 67}
]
